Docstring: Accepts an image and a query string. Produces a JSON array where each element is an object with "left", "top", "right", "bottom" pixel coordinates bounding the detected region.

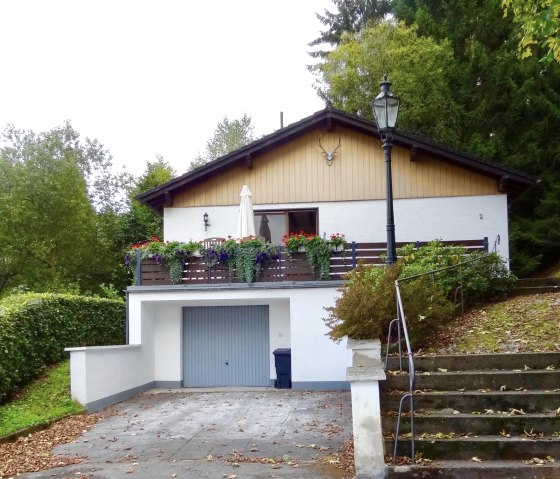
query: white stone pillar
[{"left": 346, "top": 339, "right": 386, "bottom": 479}]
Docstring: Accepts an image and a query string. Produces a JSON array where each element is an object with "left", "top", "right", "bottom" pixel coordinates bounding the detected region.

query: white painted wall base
[
  {"left": 66, "top": 344, "right": 153, "bottom": 412},
  {"left": 347, "top": 339, "right": 386, "bottom": 479}
]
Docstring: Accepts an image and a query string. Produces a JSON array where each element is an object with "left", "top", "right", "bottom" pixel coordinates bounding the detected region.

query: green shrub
[
  {"left": 399, "top": 241, "right": 516, "bottom": 303},
  {"left": 398, "top": 276, "right": 456, "bottom": 345},
  {"left": 324, "top": 263, "right": 401, "bottom": 341},
  {"left": 325, "top": 263, "right": 454, "bottom": 345},
  {"left": 460, "top": 252, "right": 517, "bottom": 303},
  {"left": 0, "top": 293, "right": 125, "bottom": 403},
  {"left": 324, "top": 241, "right": 516, "bottom": 346}
]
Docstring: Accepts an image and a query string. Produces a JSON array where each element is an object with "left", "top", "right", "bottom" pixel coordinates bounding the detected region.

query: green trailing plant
[
  {"left": 125, "top": 236, "right": 280, "bottom": 285},
  {"left": 227, "top": 238, "right": 280, "bottom": 284},
  {"left": 125, "top": 237, "right": 204, "bottom": 284},
  {"left": 306, "top": 235, "right": 332, "bottom": 280},
  {"left": 282, "top": 232, "right": 339, "bottom": 280},
  {"left": 0, "top": 293, "right": 125, "bottom": 403}
]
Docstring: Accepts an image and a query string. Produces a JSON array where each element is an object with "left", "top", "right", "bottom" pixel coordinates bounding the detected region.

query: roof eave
[{"left": 137, "top": 108, "right": 535, "bottom": 211}]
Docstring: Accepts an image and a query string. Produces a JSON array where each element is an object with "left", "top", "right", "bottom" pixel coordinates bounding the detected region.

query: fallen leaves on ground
[
  {"left": 321, "top": 436, "right": 355, "bottom": 477},
  {"left": 384, "top": 452, "right": 432, "bottom": 466},
  {"left": 0, "top": 413, "right": 103, "bottom": 478},
  {"left": 226, "top": 450, "right": 298, "bottom": 468},
  {"left": 522, "top": 456, "right": 555, "bottom": 465},
  {"left": 421, "top": 292, "right": 560, "bottom": 354}
]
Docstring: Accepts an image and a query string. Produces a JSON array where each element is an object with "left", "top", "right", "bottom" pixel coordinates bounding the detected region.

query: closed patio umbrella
[{"left": 237, "top": 185, "right": 256, "bottom": 239}]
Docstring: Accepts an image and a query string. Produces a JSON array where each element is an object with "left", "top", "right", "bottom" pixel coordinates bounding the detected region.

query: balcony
[{"left": 133, "top": 239, "right": 489, "bottom": 287}]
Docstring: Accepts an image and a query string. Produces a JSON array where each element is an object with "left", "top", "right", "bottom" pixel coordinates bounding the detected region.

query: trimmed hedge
[{"left": 0, "top": 293, "right": 125, "bottom": 403}]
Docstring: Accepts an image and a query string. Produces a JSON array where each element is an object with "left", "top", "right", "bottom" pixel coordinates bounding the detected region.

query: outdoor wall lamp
[
  {"left": 372, "top": 74, "right": 400, "bottom": 265},
  {"left": 203, "top": 212, "right": 210, "bottom": 231}
]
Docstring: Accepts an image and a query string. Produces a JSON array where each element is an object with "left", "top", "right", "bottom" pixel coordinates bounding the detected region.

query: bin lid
[{"left": 273, "top": 348, "right": 291, "bottom": 355}]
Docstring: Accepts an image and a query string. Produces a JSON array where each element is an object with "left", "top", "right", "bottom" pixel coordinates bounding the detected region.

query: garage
[{"left": 182, "top": 305, "right": 270, "bottom": 387}]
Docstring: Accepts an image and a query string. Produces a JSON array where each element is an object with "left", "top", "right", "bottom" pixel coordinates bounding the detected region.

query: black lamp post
[{"left": 372, "top": 74, "right": 400, "bottom": 265}]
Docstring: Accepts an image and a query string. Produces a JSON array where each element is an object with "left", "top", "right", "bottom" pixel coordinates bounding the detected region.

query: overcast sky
[{"left": 0, "top": 0, "right": 336, "bottom": 176}]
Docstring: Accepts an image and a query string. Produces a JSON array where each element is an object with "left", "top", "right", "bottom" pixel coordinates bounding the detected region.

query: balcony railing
[{"left": 134, "top": 238, "right": 488, "bottom": 287}]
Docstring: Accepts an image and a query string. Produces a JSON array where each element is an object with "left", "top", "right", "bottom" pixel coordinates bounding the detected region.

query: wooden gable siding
[{"left": 172, "top": 127, "right": 498, "bottom": 208}]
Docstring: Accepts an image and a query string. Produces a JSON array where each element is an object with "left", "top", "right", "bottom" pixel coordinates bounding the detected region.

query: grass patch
[
  {"left": 421, "top": 292, "right": 560, "bottom": 354},
  {"left": 0, "top": 361, "right": 83, "bottom": 437}
]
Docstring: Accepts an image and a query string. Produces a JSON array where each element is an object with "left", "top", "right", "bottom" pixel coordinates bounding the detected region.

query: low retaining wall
[{"left": 66, "top": 344, "right": 154, "bottom": 412}]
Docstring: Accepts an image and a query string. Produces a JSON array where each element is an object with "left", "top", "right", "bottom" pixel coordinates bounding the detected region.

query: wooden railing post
[
  {"left": 351, "top": 241, "right": 357, "bottom": 269},
  {"left": 135, "top": 249, "right": 142, "bottom": 286},
  {"left": 483, "top": 236, "right": 489, "bottom": 253}
]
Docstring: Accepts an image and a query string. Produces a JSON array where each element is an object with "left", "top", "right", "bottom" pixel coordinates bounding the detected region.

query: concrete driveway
[{"left": 21, "top": 389, "right": 353, "bottom": 479}]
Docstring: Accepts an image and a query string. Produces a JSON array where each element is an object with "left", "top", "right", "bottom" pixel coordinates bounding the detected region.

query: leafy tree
[
  {"left": 502, "top": 0, "right": 560, "bottom": 63},
  {"left": 189, "top": 114, "right": 255, "bottom": 170},
  {"left": 390, "top": 0, "right": 560, "bottom": 274},
  {"left": 311, "top": 0, "right": 560, "bottom": 274},
  {"left": 0, "top": 123, "right": 130, "bottom": 295},
  {"left": 308, "top": 0, "right": 393, "bottom": 58},
  {"left": 122, "top": 155, "right": 175, "bottom": 243},
  {"left": 313, "top": 22, "right": 463, "bottom": 144}
]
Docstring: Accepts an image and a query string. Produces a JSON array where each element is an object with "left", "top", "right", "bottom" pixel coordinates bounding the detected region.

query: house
[{"left": 66, "top": 108, "right": 533, "bottom": 412}]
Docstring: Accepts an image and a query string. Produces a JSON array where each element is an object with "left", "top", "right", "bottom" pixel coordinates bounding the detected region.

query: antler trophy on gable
[{"left": 318, "top": 136, "right": 341, "bottom": 166}]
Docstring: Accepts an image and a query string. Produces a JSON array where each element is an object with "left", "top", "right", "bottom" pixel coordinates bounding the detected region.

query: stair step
[
  {"left": 516, "top": 278, "right": 560, "bottom": 287},
  {"left": 385, "top": 352, "right": 560, "bottom": 372},
  {"left": 512, "top": 286, "right": 560, "bottom": 295},
  {"left": 387, "top": 436, "right": 560, "bottom": 461},
  {"left": 381, "top": 353, "right": 560, "bottom": 467},
  {"left": 383, "top": 413, "right": 560, "bottom": 434},
  {"left": 381, "top": 391, "right": 560, "bottom": 413},
  {"left": 384, "top": 370, "right": 560, "bottom": 391},
  {"left": 386, "top": 460, "right": 560, "bottom": 479}
]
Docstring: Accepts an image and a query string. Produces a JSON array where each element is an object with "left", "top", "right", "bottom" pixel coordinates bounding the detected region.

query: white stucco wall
[
  {"left": 67, "top": 300, "right": 157, "bottom": 411},
  {"left": 153, "top": 303, "right": 182, "bottom": 382},
  {"left": 66, "top": 345, "right": 152, "bottom": 411},
  {"left": 148, "top": 298, "right": 292, "bottom": 383},
  {"left": 268, "top": 300, "right": 291, "bottom": 378},
  {"left": 164, "top": 194, "right": 509, "bottom": 258},
  {"left": 127, "top": 285, "right": 350, "bottom": 387}
]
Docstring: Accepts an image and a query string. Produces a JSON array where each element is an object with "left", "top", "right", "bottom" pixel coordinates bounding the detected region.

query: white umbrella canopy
[{"left": 237, "top": 185, "right": 256, "bottom": 239}]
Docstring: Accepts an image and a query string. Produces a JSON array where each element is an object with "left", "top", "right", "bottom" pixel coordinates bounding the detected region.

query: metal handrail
[
  {"left": 391, "top": 280, "right": 416, "bottom": 463},
  {"left": 385, "top": 251, "right": 498, "bottom": 464}
]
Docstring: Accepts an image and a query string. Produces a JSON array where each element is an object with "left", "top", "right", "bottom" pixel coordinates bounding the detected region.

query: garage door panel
[{"left": 183, "top": 306, "right": 269, "bottom": 387}]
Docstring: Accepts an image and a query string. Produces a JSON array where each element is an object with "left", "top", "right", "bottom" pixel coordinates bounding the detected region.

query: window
[{"left": 254, "top": 209, "right": 318, "bottom": 244}]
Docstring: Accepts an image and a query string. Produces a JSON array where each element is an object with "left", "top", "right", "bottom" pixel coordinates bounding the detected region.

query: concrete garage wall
[
  {"left": 268, "top": 301, "right": 291, "bottom": 379},
  {"left": 164, "top": 194, "right": 508, "bottom": 258},
  {"left": 288, "top": 289, "right": 349, "bottom": 389},
  {"left": 148, "top": 299, "right": 292, "bottom": 385},
  {"left": 153, "top": 303, "right": 182, "bottom": 387},
  {"left": 126, "top": 286, "right": 350, "bottom": 389},
  {"left": 69, "top": 285, "right": 349, "bottom": 410}
]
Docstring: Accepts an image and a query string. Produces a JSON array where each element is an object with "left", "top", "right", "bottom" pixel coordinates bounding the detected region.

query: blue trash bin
[{"left": 273, "top": 348, "right": 292, "bottom": 389}]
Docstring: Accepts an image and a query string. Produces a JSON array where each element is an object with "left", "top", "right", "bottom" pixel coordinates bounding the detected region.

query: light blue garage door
[{"left": 183, "top": 305, "right": 270, "bottom": 387}]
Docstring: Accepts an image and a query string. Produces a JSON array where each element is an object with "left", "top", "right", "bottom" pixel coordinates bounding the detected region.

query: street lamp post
[{"left": 372, "top": 75, "right": 400, "bottom": 265}]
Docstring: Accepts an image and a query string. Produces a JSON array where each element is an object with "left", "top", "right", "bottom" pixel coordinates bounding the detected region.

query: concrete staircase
[
  {"left": 513, "top": 278, "right": 560, "bottom": 296},
  {"left": 382, "top": 352, "right": 560, "bottom": 478}
]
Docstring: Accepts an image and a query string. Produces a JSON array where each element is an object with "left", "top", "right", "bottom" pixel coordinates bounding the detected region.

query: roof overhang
[{"left": 137, "top": 108, "right": 535, "bottom": 213}]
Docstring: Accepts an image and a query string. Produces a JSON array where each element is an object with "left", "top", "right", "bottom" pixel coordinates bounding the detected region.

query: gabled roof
[{"left": 138, "top": 108, "right": 535, "bottom": 213}]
